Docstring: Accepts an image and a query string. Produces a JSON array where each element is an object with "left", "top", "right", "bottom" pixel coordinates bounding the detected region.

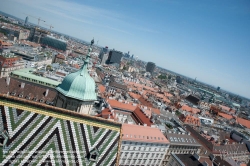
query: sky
[{"left": 0, "top": 0, "right": 250, "bottom": 99}]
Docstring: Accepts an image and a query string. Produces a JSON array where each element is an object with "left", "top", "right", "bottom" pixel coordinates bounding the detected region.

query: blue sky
[{"left": 1, "top": 0, "right": 250, "bottom": 99}]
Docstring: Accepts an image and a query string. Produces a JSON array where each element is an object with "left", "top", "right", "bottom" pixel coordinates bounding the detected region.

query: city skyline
[{"left": 1, "top": 0, "right": 250, "bottom": 99}]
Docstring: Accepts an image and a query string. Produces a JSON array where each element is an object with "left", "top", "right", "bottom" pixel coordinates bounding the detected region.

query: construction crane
[
  {"left": 44, "top": 23, "right": 54, "bottom": 31},
  {"left": 23, "top": 13, "right": 45, "bottom": 26}
]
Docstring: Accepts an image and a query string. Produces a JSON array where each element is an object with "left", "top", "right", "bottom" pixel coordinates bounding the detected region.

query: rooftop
[
  {"left": 0, "top": 94, "right": 121, "bottom": 165},
  {"left": 165, "top": 132, "right": 201, "bottom": 146},
  {"left": 11, "top": 68, "right": 60, "bottom": 86},
  {"left": 174, "top": 154, "right": 203, "bottom": 166},
  {"left": 107, "top": 99, "right": 137, "bottom": 112},
  {"left": 122, "top": 123, "right": 169, "bottom": 144}
]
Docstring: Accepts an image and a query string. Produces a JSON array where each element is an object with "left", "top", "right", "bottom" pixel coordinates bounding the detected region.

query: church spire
[{"left": 80, "top": 39, "right": 94, "bottom": 76}]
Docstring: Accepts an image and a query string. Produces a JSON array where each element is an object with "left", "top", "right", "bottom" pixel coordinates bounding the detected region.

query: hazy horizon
[{"left": 1, "top": 0, "right": 250, "bottom": 99}]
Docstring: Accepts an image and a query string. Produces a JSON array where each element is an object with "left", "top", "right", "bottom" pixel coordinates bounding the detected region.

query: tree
[
  {"left": 46, "top": 65, "right": 52, "bottom": 71},
  {"left": 158, "top": 74, "right": 167, "bottom": 80}
]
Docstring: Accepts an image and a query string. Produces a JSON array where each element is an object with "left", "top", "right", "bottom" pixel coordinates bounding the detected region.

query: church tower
[{"left": 55, "top": 41, "right": 97, "bottom": 114}]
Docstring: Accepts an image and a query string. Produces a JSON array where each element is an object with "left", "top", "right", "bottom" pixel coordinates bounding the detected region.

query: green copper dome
[{"left": 56, "top": 48, "right": 97, "bottom": 101}]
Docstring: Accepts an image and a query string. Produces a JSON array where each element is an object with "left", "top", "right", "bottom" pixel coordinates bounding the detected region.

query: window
[
  {"left": 130, "top": 153, "right": 134, "bottom": 157},
  {"left": 88, "top": 147, "right": 99, "bottom": 162},
  {"left": 141, "top": 153, "right": 144, "bottom": 157}
]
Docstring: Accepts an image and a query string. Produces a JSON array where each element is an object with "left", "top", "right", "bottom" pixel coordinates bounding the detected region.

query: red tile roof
[
  {"left": 0, "top": 40, "right": 12, "bottom": 46},
  {"left": 181, "top": 115, "right": 201, "bottom": 126},
  {"left": 181, "top": 105, "right": 200, "bottom": 114},
  {"left": 56, "top": 54, "right": 65, "bottom": 60},
  {"left": 237, "top": 117, "right": 250, "bottom": 129},
  {"left": 218, "top": 112, "right": 233, "bottom": 120},
  {"left": 132, "top": 107, "right": 153, "bottom": 126},
  {"left": 98, "top": 85, "right": 106, "bottom": 94},
  {"left": 122, "top": 123, "right": 169, "bottom": 144},
  {"left": 107, "top": 99, "right": 137, "bottom": 112},
  {"left": 128, "top": 92, "right": 141, "bottom": 99},
  {"left": 151, "top": 108, "right": 160, "bottom": 115}
]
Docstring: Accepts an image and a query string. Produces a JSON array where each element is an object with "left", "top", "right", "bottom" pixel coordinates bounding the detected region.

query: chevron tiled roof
[{"left": 0, "top": 95, "right": 121, "bottom": 166}]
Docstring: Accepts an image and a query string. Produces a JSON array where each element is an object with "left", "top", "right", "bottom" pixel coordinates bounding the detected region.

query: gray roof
[
  {"left": 109, "top": 81, "right": 127, "bottom": 91},
  {"left": 165, "top": 132, "right": 201, "bottom": 146}
]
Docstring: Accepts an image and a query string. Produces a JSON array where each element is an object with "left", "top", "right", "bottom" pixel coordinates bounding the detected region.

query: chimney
[
  {"left": 45, "top": 89, "right": 49, "bottom": 97},
  {"left": 6, "top": 76, "right": 10, "bottom": 85},
  {"left": 21, "top": 82, "right": 25, "bottom": 89}
]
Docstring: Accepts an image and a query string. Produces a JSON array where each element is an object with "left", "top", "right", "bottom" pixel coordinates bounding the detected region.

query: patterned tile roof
[{"left": 0, "top": 95, "right": 121, "bottom": 165}]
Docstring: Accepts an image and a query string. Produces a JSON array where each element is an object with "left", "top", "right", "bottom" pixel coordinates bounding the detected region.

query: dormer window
[{"left": 87, "top": 147, "right": 100, "bottom": 162}]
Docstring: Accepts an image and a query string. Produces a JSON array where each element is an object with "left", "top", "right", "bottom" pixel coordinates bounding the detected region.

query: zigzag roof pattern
[{"left": 0, "top": 95, "right": 121, "bottom": 166}]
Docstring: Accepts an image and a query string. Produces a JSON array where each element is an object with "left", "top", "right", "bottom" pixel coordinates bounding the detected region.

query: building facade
[
  {"left": 25, "top": 16, "right": 29, "bottom": 25},
  {"left": 0, "top": 53, "right": 24, "bottom": 78},
  {"left": 10, "top": 68, "right": 60, "bottom": 88},
  {"left": 146, "top": 62, "right": 156, "bottom": 74},
  {"left": 161, "top": 131, "right": 202, "bottom": 166},
  {"left": 106, "top": 50, "right": 123, "bottom": 65},
  {"left": 119, "top": 124, "right": 169, "bottom": 166},
  {"left": 40, "top": 36, "right": 67, "bottom": 51}
]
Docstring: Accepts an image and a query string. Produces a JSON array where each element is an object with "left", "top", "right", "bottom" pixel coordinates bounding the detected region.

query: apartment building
[
  {"left": 0, "top": 52, "right": 24, "bottom": 78},
  {"left": 161, "top": 131, "right": 202, "bottom": 166},
  {"left": 119, "top": 124, "right": 169, "bottom": 166}
]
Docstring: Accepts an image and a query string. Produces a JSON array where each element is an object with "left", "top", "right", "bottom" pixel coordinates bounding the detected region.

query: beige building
[
  {"left": 119, "top": 124, "right": 169, "bottom": 166},
  {"left": 0, "top": 53, "right": 24, "bottom": 78}
]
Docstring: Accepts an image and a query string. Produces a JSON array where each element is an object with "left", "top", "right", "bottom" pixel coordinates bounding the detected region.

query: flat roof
[{"left": 11, "top": 68, "right": 60, "bottom": 86}]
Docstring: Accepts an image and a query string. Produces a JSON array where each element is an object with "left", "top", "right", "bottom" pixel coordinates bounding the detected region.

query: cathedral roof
[{"left": 56, "top": 48, "right": 97, "bottom": 101}]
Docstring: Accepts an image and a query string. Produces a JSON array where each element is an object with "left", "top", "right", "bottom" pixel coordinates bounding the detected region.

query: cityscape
[{"left": 0, "top": 1, "right": 250, "bottom": 166}]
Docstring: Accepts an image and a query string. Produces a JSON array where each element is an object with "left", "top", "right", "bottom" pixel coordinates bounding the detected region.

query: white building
[{"left": 119, "top": 124, "right": 170, "bottom": 166}]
